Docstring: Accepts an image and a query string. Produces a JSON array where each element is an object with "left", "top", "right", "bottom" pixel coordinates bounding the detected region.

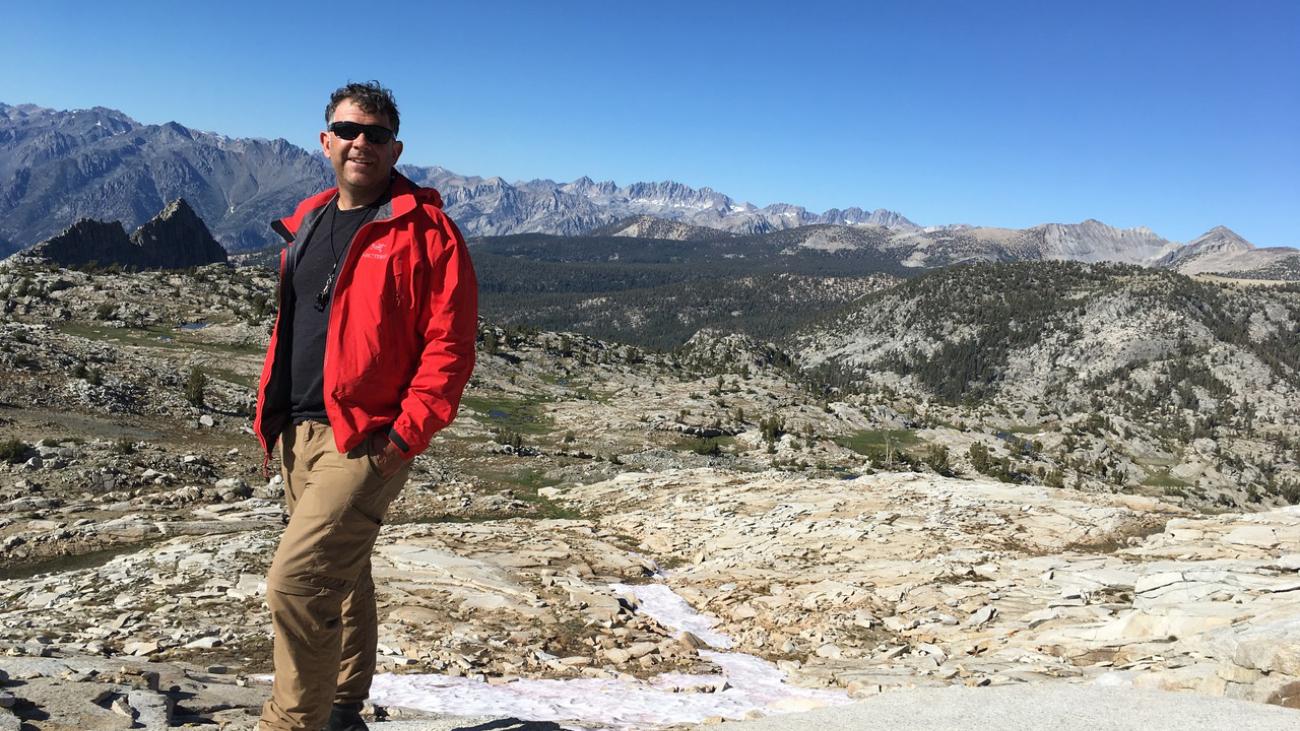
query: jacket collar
[{"left": 272, "top": 171, "right": 431, "bottom": 244}]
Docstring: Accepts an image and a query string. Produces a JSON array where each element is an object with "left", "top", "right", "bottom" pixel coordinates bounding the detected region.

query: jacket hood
[
  {"left": 273, "top": 172, "right": 443, "bottom": 243},
  {"left": 411, "top": 181, "right": 443, "bottom": 209}
]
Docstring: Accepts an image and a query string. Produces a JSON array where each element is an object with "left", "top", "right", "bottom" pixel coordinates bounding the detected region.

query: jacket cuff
[{"left": 387, "top": 427, "right": 412, "bottom": 455}]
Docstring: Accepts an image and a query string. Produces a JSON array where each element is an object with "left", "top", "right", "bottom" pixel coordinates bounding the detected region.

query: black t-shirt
[{"left": 288, "top": 197, "right": 383, "bottom": 423}]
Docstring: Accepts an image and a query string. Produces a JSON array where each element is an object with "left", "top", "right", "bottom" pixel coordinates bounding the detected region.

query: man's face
[{"left": 320, "top": 98, "right": 403, "bottom": 199}]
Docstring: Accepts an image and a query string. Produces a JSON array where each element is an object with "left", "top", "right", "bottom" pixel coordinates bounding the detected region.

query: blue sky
[{"left": 2, "top": 0, "right": 1297, "bottom": 245}]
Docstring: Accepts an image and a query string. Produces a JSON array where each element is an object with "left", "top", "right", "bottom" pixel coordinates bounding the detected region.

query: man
[{"left": 253, "top": 81, "right": 477, "bottom": 731}]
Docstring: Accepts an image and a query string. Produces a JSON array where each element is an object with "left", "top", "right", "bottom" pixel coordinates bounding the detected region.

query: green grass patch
[
  {"left": 57, "top": 322, "right": 261, "bottom": 356},
  {"left": 1142, "top": 469, "right": 1190, "bottom": 489},
  {"left": 461, "top": 394, "right": 554, "bottom": 436},
  {"left": 527, "top": 494, "right": 584, "bottom": 521},
  {"left": 406, "top": 513, "right": 504, "bottom": 525},
  {"left": 835, "top": 429, "right": 922, "bottom": 456},
  {"left": 464, "top": 464, "right": 584, "bottom": 521},
  {"left": 204, "top": 367, "right": 257, "bottom": 390},
  {"left": 509, "top": 468, "right": 582, "bottom": 520},
  {"left": 59, "top": 322, "right": 148, "bottom": 344},
  {"left": 835, "top": 429, "right": 924, "bottom": 469},
  {"left": 536, "top": 371, "right": 570, "bottom": 387},
  {"left": 672, "top": 435, "right": 736, "bottom": 456},
  {"left": 510, "top": 467, "right": 563, "bottom": 491},
  {"left": 1133, "top": 455, "right": 1179, "bottom": 468},
  {"left": 0, "top": 437, "right": 28, "bottom": 464},
  {"left": 578, "top": 388, "right": 616, "bottom": 404}
]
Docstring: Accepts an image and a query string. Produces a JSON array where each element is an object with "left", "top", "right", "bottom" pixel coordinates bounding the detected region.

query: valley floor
[{"left": 0, "top": 262, "right": 1297, "bottom": 728}]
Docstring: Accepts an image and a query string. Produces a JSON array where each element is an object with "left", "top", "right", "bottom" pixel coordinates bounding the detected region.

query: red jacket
[{"left": 254, "top": 173, "right": 478, "bottom": 461}]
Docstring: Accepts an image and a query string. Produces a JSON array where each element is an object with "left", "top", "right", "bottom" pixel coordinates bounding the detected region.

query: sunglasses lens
[
  {"left": 330, "top": 122, "right": 362, "bottom": 140},
  {"left": 364, "top": 126, "right": 393, "bottom": 144},
  {"left": 330, "top": 122, "right": 393, "bottom": 144}
]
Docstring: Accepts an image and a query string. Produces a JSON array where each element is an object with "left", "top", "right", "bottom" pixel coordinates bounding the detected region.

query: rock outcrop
[
  {"left": 128, "top": 199, "right": 229, "bottom": 269},
  {"left": 561, "top": 468, "right": 1300, "bottom": 709},
  {"left": 22, "top": 219, "right": 133, "bottom": 268},
  {"left": 24, "top": 198, "right": 227, "bottom": 269}
]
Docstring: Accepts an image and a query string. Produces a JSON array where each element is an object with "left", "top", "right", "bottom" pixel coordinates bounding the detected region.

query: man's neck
[{"left": 337, "top": 183, "right": 387, "bottom": 211}]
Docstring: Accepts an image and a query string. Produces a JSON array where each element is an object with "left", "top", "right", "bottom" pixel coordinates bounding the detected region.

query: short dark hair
[{"left": 325, "top": 81, "right": 400, "bottom": 136}]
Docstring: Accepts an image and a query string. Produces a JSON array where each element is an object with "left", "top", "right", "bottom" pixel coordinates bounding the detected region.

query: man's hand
[{"left": 368, "top": 431, "right": 408, "bottom": 479}]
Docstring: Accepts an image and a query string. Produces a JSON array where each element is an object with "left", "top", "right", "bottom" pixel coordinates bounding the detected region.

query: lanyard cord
[
  {"left": 314, "top": 201, "right": 347, "bottom": 312},
  {"left": 312, "top": 180, "right": 391, "bottom": 311}
]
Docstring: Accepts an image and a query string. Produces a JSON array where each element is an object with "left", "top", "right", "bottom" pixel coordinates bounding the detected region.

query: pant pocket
[
  {"left": 350, "top": 501, "right": 383, "bottom": 528},
  {"left": 353, "top": 468, "right": 409, "bottom": 528},
  {"left": 365, "top": 448, "right": 384, "bottom": 481}
]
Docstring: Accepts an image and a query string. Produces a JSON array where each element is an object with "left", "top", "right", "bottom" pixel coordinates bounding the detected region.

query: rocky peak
[
  {"left": 624, "top": 181, "right": 729, "bottom": 208},
  {"left": 1186, "top": 225, "right": 1253, "bottom": 253},
  {"left": 24, "top": 199, "right": 226, "bottom": 269},
  {"left": 822, "top": 207, "right": 918, "bottom": 230},
  {"left": 155, "top": 121, "right": 194, "bottom": 141},
  {"left": 25, "top": 219, "right": 133, "bottom": 267},
  {"left": 1030, "top": 219, "right": 1173, "bottom": 264},
  {"left": 0, "top": 103, "right": 136, "bottom": 138},
  {"left": 129, "top": 198, "right": 228, "bottom": 269},
  {"left": 560, "top": 176, "right": 621, "bottom": 198},
  {"left": 1153, "top": 226, "right": 1257, "bottom": 271},
  {"left": 587, "top": 215, "right": 737, "bottom": 241},
  {"left": 0, "top": 102, "right": 42, "bottom": 121}
]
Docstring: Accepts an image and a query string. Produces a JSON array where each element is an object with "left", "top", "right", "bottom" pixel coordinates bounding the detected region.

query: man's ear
[
  {"left": 392, "top": 140, "right": 403, "bottom": 163},
  {"left": 320, "top": 130, "right": 331, "bottom": 156}
]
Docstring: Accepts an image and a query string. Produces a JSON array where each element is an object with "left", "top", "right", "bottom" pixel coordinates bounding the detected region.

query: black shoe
[{"left": 323, "top": 702, "right": 368, "bottom": 731}]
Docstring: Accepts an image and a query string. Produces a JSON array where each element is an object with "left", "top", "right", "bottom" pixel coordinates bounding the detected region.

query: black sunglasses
[{"left": 328, "top": 121, "right": 395, "bottom": 144}]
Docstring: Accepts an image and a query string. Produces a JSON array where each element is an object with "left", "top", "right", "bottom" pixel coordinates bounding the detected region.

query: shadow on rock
[{"left": 453, "top": 718, "right": 563, "bottom": 731}]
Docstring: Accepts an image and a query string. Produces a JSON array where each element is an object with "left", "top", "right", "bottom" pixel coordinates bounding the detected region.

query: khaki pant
[{"left": 259, "top": 421, "right": 410, "bottom": 731}]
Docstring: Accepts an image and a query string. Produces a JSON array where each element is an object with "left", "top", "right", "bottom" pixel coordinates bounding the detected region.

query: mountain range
[
  {"left": 1, "top": 102, "right": 1295, "bottom": 278},
  {"left": 0, "top": 103, "right": 330, "bottom": 254}
]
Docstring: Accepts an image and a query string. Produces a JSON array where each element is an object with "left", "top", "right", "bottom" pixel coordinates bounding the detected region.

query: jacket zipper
[
  {"left": 322, "top": 195, "right": 403, "bottom": 410},
  {"left": 259, "top": 207, "right": 324, "bottom": 457}
]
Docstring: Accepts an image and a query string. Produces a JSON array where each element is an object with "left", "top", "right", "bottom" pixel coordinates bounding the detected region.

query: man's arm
[{"left": 378, "top": 215, "right": 478, "bottom": 467}]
